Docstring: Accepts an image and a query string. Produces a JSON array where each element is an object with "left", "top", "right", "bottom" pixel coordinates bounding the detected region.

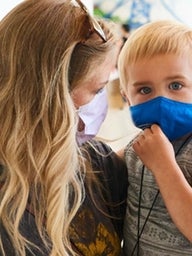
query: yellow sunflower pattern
[{"left": 70, "top": 208, "right": 121, "bottom": 256}]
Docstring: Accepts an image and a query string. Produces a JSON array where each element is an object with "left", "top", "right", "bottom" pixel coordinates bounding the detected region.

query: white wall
[
  {"left": 0, "top": 0, "right": 23, "bottom": 20},
  {"left": 0, "top": 0, "right": 93, "bottom": 20}
]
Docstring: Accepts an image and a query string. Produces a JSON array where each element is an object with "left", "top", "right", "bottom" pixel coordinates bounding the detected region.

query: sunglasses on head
[{"left": 72, "top": 0, "right": 107, "bottom": 42}]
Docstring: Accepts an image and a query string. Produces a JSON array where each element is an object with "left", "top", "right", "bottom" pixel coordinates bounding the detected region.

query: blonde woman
[{"left": 0, "top": 0, "right": 127, "bottom": 255}]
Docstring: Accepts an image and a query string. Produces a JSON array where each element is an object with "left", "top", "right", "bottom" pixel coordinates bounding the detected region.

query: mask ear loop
[{"left": 131, "top": 133, "right": 192, "bottom": 256}]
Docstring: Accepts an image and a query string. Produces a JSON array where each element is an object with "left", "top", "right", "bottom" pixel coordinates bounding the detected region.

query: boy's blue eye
[
  {"left": 140, "top": 87, "right": 151, "bottom": 94},
  {"left": 169, "top": 82, "right": 182, "bottom": 90}
]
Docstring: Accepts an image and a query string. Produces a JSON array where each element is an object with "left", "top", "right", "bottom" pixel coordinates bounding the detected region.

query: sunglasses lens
[
  {"left": 73, "top": 0, "right": 107, "bottom": 42},
  {"left": 91, "top": 17, "right": 107, "bottom": 42}
]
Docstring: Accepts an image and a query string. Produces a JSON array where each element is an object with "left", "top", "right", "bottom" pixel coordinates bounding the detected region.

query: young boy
[{"left": 118, "top": 20, "right": 192, "bottom": 255}]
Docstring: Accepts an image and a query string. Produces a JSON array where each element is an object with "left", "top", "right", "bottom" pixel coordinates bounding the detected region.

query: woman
[{"left": 0, "top": 0, "right": 127, "bottom": 255}]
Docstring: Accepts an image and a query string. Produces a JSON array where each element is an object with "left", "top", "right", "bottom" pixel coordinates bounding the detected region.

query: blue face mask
[{"left": 130, "top": 96, "right": 192, "bottom": 141}]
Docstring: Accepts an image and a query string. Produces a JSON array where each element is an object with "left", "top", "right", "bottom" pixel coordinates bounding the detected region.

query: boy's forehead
[{"left": 123, "top": 33, "right": 192, "bottom": 63}]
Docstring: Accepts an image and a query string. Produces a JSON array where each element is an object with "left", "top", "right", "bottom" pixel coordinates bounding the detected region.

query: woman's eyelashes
[{"left": 95, "top": 87, "right": 104, "bottom": 94}]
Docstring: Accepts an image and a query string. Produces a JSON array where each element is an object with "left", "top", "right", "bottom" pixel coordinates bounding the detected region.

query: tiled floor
[{"left": 96, "top": 79, "right": 140, "bottom": 152}]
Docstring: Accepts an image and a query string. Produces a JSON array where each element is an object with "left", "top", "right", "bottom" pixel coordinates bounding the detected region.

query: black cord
[
  {"left": 130, "top": 133, "right": 192, "bottom": 256},
  {"left": 131, "top": 189, "right": 159, "bottom": 256},
  {"left": 136, "top": 165, "right": 145, "bottom": 256}
]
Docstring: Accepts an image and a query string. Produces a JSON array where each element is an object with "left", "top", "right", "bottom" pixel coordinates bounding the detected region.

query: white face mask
[{"left": 76, "top": 88, "right": 108, "bottom": 145}]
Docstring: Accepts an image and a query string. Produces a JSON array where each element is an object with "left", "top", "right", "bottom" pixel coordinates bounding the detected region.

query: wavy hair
[
  {"left": 118, "top": 20, "right": 192, "bottom": 91},
  {"left": 0, "top": 0, "right": 119, "bottom": 255}
]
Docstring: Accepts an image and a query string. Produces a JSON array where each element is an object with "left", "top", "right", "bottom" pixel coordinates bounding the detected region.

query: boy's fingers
[{"left": 150, "top": 124, "right": 161, "bottom": 133}]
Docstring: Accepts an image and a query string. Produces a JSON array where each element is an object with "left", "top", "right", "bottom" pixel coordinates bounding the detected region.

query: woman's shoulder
[{"left": 83, "top": 139, "right": 127, "bottom": 182}]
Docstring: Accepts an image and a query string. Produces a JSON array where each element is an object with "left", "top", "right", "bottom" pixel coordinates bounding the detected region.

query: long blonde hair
[
  {"left": 0, "top": 0, "right": 118, "bottom": 255},
  {"left": 118, "top": 20, "right": 192, "bottom": 92}
]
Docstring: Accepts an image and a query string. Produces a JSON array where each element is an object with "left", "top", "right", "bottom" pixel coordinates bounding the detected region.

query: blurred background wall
[
  {"left": 2, "top": 0, "right": 192, "bottom": 29},
  {"left": 94, "top": 0, "right": 192, "bottom": 30}
]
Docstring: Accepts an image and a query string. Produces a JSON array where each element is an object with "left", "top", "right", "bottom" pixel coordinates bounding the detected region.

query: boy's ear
[
  {"left": 120, "top": 88, "right": 130, "bottom": 105},
  {"left": 126, "top": 97, "right": 131, "bottom": 106}
]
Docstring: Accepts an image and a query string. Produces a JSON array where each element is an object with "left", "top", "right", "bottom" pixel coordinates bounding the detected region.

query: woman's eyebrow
[{"left": 100, "top": 80, "right": 109, "bottom": 86}]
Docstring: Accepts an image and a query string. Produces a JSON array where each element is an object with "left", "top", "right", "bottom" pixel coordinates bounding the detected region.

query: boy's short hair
[{"left": 118, "top": 20, "right": 192, "bottom": 90}]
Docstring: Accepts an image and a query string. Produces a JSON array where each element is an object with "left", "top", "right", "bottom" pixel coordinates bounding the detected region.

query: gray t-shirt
[{"left": 123, "top": 135, "right": 192, "bottom": 256}]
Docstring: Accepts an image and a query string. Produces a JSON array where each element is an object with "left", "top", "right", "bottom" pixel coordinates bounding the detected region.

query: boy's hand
[{"left": 132, "top": 124, "right": 176, "bottom": 172}]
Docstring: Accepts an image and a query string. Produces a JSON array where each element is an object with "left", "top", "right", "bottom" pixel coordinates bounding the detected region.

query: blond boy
[{"left": 118, "top": 20, "right": 192, "bottom": 255}]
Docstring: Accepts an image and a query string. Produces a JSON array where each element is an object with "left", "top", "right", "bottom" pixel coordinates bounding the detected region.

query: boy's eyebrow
[
  {"left": 132, "top": 81, "right": 151, "bottom": 86},
  {"left": 165, "top": 75, "right": 187, "bottom": 80},
  {"left": 132, "top": 75, "right": 188, "bottom": 86}
]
